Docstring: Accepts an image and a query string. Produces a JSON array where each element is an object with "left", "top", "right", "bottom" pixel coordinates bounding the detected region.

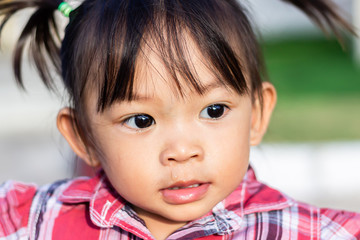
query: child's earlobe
[
  {"left": 250, "top": 82, "right": 277, "bottom": 146},
  {"left": 57, "top": 108, "right": 100, "bottom": 167}
]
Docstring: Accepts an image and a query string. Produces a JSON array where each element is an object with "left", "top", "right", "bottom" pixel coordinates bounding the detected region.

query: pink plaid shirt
[{"left": 1, "top": 167, "right": 359, "bottom": 239}]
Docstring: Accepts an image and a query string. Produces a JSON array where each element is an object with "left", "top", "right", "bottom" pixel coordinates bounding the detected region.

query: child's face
[{"left": 58, "top": 39, "right": 276, "bottom": 235}]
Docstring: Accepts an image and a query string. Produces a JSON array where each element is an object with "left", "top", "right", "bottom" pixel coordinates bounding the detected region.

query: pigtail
[
  {"left": 282, "top": 0, "right": 356, "bottom": 42},
  {"left": 0, "top": 0, "right": 63, "bottom": 89}
]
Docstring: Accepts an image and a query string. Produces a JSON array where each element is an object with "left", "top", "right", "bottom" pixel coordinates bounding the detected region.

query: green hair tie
[{"left": 58, "top": 2, "right": 73, "bottom": 17}]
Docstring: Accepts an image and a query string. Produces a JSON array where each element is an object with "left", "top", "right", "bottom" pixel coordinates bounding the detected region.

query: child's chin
[{"left": 158, "top": 204, "right": 213, "bottom": 223}]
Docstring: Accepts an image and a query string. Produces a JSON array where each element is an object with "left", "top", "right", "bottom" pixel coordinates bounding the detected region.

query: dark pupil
[
  {"left": 135, "top": 115, "right": 153, "bottom": 128},
  {"left": 207, "top": 105, "right": 224, "bottom": 118}
]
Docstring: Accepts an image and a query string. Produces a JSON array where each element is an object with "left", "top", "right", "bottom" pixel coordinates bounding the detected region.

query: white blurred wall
[
  {"left": 249, "top": 0, "right": 353, "bottom": 37},
  {"left": 354, "top": 0, "right": 360, "bottom": 64},
  {"left": 250, "top": 143, "right": 360, "bottom": 212}
]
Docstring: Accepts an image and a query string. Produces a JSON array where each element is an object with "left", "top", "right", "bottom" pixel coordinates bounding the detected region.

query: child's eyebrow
[
  {"left": 129, "top": 93, "right": 152, "bottom": 101},
  {"left": 201, "top": 81, "right": 224, "bottom": 93},
  {"left": 129, "top": 81, "right": 225, "bottom": 102}
]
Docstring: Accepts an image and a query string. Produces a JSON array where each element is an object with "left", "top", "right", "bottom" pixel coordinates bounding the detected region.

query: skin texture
[{"left": 57, "top": 40, "right": 277, "bottom": 240}]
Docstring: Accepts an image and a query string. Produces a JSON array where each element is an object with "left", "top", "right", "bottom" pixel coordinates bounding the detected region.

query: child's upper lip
[{"left": 163, "top": 180, "right": 207, "bottom": 189}]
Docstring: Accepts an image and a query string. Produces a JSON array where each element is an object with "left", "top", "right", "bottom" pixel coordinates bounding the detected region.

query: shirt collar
[
  {"left": 59, "top": 171, "right": 154, "bottom": 238},
  {"left": 59, "top": 166, "right": 293, "bottom": 237}
]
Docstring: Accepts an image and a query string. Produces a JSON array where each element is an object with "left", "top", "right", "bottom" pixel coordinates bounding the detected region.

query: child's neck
[{"left": 133, "top": 206, "right": 187, "bottom": 240}]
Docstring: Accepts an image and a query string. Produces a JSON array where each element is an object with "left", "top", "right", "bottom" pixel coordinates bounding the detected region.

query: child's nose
[{"left": 159, "top": 136, "right": 204, "bottom": 165}]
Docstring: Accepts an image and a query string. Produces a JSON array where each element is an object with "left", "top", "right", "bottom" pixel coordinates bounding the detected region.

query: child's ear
[
  {"left": 250, "top": 82, "right": 277, "bottom": 146},
  {"left": 57, "top": 108, "right": 100, "bottom": 167}
]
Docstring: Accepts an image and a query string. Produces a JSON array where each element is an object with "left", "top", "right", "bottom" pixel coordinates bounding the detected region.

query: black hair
[{"left": 0, "top": 0, "right": 354, "bottom": 152}]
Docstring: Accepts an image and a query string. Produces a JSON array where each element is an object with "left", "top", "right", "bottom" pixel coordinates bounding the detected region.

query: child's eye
[
  {"left": 123, "top": 114, "right": 155, "bottom": 129},
  {"left": 200, "top": 104, "right": 228, "bottom": 119}
]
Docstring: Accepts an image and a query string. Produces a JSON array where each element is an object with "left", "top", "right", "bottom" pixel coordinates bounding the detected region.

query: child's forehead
[{"left": 134, "top": 35, "right": 221, "bottom": 97}]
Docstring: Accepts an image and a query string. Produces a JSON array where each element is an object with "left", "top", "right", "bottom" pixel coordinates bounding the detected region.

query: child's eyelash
[
  {"left": 121, "top": 114, "right": 155, "bottom": 130},
  {"left": 200, "top": 103, "right": 230, "bottom": 120}
]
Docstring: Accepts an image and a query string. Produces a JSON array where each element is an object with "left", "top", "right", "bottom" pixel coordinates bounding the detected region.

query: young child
[{"left": 0, "top": 0, "right": 359, "bottom": 239}]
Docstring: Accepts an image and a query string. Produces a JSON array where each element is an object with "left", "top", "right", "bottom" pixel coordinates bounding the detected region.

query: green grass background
[{"left": 262, "top": 38, "right": 360, "bottom": 142}]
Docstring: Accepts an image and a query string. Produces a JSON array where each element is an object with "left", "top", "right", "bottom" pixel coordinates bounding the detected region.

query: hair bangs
[{"left": 85, "top": 0, "right": 253, "bottom": 112}]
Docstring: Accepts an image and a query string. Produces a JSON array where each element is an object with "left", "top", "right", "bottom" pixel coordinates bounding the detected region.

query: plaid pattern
[{"left": 1, "top": 168, "right": 359, "bottom": 239}]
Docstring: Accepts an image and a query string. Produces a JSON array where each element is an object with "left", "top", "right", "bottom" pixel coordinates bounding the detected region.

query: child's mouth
[
  {"left": 167, "top": 183, "right": 200, "bottom": 190},
  {"left": 161, "top": 181, "right": 210, "bottom": 204}
]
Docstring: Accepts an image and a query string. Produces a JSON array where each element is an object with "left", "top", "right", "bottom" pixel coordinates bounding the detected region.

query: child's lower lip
[{"left": 161, "top": 183, "right": 210, "bottom": 204}]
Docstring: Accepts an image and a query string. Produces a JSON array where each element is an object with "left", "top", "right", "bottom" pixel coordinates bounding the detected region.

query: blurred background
[{"left": 0, "top": 0, "right": 359, "bottom": 212}]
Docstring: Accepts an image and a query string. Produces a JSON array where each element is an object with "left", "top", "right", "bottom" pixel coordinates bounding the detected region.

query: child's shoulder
[
  {"left": 231, "top": 168, "right": 360, "bottom": 239},
  {"left": 0, "top": 177, "right": 91, "bottom": 239},
  {"left": 0, "top": 180, "right": 38, "bottom": 238},
  {"left": 0, "top": 180, "right": 38, "bottom": 206}
]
